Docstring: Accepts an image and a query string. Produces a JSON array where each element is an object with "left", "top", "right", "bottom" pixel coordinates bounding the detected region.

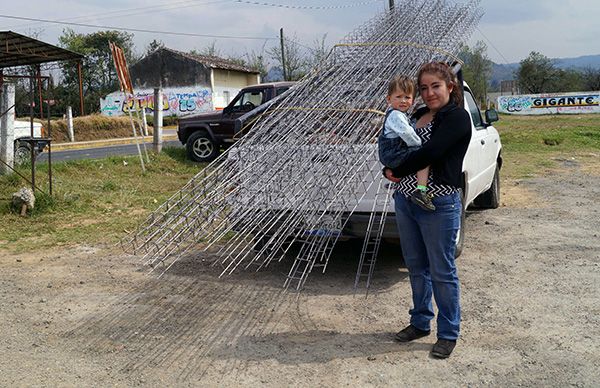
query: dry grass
[{"left": 26, "top": 114, "right": 154, "bottom": 142}]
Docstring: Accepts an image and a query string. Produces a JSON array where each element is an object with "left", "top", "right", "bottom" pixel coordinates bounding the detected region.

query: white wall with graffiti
[
  {"left": 498, "top": 91, "right": 600, "bottom": 115},
  {"left": 100, "top": 86, "right": 213, "bottom": 117}
]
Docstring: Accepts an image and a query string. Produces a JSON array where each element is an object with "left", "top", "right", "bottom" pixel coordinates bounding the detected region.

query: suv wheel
[
  {"left": 14, "top": 143, "right": 32, "bottom": 165},
  {"left": 186, "top": 130, "right": 218, "bottom": 162}
]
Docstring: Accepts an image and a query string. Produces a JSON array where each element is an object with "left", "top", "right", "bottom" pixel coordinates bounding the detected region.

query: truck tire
[
  {"left": 186, "top": 130, "right": 218, "bottom": 162},
  {"left": 14, "top": 143, "right": 32, "bottom": 165},
  {"left": 474, "top": 165, "right": 500, "bottom": 209}
]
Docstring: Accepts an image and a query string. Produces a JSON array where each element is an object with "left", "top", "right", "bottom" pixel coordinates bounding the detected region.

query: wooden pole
[
  {"left": 77, "top": 61, "right": 84, "bottom": 116},
  {"left": 280, "top": 28, "right": 287, "bottom": 81},
  {"left": 389, "top": 0, "right": 394, "bottom": 10}
]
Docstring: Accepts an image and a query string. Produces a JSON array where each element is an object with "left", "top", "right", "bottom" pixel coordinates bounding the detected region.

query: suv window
[
  {"left": 276, "top": 87, "right": 290, "bottom": 96},
  {"left": 464, "top": 89, "right": 484, "bottom": 129},
  {"left": 233, "top": 90, "right": 264, "bottom": 109}
]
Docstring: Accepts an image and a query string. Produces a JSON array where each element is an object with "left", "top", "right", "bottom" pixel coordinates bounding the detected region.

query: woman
[{"left": 383, "top": 62, "right": 471, "bottom": 359}]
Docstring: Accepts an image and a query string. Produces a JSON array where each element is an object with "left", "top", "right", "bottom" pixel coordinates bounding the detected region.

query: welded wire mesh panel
[{"left": 122, "top": 0, "right": 483, "bottom": 288}]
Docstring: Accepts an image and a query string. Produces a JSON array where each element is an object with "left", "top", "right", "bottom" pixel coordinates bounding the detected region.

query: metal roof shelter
[
  {"left": 0, "top": 30, "right": 85, "bottom": 115},
  {"left": 0, "top": 31, "right": 83, "bottom": 67},
  {"left": 0, "top": 31, "right": 85, "bottom": 196}
]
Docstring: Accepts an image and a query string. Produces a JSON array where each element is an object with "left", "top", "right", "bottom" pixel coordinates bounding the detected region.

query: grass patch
[
  {"left": 0, "top": 151, "right": 204, "bottom": 254},
  {"left": 495, "top": 113, "right": 600, "bottom": 178}
]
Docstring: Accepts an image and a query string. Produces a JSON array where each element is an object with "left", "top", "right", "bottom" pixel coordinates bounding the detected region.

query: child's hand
[{"left": 383, "top": 168, "right": 401, "bottom": 183}]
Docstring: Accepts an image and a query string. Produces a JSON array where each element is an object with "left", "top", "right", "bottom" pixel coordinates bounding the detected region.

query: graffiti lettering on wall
[
  {"left": 498, "top": 96, "right": 532, "bottom": 113},
  {"left": 498, "top": 92, "right": 600, "bottom": 115},
  {"left": 100, "top": 87, "right": 213, "bottom": 117},
  {"left": 531, "top": 95, "right": 598, "bottom": 108}
]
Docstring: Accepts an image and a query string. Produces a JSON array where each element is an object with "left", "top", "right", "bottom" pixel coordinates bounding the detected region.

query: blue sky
[{"left": 2, "top": 0, "right": 599, "bottom": 64}]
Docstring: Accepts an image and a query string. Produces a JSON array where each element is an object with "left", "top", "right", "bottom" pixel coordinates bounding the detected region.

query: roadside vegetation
[
  {"left": 495, "top": 113, "right": 600, "bottom": 178},
  {"left": 27, "top": 114, "right": 178, "bottom": 143},
  {"left": 0, "top": 114, "right": 598, "bottom": 254},
  {"left": 0, "top": 147, "right": 202, "bottom": 254}
]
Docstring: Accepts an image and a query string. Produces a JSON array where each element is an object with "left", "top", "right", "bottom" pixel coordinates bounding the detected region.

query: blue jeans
[
  {"left": 378, "top": 134, "right": 420, "bottom": 169},
  {"left": 393, "top": 190, "right": 462, "bottom": 340}
]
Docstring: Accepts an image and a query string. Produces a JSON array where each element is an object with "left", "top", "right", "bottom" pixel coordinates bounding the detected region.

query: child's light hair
[{"left": 387, "top": 75, "right": 416, "bottom": 97}]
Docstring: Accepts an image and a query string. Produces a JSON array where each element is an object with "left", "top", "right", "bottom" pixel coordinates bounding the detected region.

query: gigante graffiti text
[{"left": 498, "top": 92, "right": 600, "bottom": 115}]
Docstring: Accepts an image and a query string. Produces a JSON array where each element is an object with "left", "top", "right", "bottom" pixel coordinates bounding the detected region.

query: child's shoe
[{"left": 411, "top": 190, "right": 435, "bottom": 211}]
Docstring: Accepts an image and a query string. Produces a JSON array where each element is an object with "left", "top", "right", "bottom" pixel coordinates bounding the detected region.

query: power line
[
  {"left": 5, "top": 0, "right": 234, "bottom": 31},
  {"left": 476, "top": 26, "right": 511, "bottom": 65},
  {"left": 0, "top": 13, "right": 277, "bottom": 41},
  {"left": 235, "top": 0, "right": 381, "bottom": 10}
]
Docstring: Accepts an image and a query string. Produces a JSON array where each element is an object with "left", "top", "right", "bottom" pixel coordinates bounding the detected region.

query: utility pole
[
  {"left": 280, "top": 28, "right": 287, "bottom": 81},
  {"left": 389, "top": 0, "right": 394, "bottom": 10}
]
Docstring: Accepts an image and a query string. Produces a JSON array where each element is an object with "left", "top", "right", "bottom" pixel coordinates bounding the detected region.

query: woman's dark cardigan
[{"left": 390, "top": 102, "right": 472, "bottom": 189}]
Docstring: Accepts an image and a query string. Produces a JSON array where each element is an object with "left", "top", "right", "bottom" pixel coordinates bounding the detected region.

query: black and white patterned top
[{"left": 395, "top": 121, "right": 458, "bottom": 198}]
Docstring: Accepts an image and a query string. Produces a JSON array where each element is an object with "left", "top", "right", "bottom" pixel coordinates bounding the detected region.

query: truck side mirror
[{"left": 485, "top": 109, "right": 499, "bottom": 124}]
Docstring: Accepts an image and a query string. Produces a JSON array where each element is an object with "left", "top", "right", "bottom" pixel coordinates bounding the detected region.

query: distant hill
[
  {"left": 490, "top": 54, "right": 600, "bottom": 85},
  {"left": 554, "top": 54, "right": 600, "bottom": 69}
]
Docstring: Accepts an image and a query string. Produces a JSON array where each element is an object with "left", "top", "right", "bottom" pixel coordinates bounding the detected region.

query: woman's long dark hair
[{"left": 417, "top": 62, "right": 463, "bottom": 108}]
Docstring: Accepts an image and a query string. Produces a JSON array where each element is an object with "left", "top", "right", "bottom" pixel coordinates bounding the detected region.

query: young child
[{"left": 378, "top": 75, "right": 435, "bottom": 211}]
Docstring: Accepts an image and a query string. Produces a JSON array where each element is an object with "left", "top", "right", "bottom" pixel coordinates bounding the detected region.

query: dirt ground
[{"left": 1, "top": 163, "right": 599, "bottom": 387}]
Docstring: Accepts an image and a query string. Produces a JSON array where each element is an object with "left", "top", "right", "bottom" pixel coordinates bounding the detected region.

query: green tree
[
  {"left": 552, "top": 68, "right": 584, "bottom": 92},
  {"left": 459, "top": 41, "right": 492, "bottom": 107},
  {"left": 193, "top": 41, "right": 221, "bottom": 57},
  {"left": 268, "top": 33, "right": 308, "bottom": 81},
  {"left": 307, "top": 33, "right": 331, "bottom": 70},
  {"left": 145, "top": 39, "right": 165, "bottom": 55},
  {"left": 582, "top": 67, "right": 600, "bottom": 90},
  {"left": 517, "top": 51, "right": 557, "bottom": 94},
  {"left": 245, "top": 47, "right": 269, "bottom": 81},
  {"left": 57, "top": 28, "right": 136, "bottom": 115}
]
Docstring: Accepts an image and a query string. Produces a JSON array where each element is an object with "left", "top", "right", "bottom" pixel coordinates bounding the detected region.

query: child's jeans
[{"left": 378, "top": 133, "right": 420, "bottom": 168}]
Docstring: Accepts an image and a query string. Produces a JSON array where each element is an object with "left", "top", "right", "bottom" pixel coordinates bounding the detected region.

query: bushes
[
  {"left": 42, "top": 114, "right": 134, "bottom": 142},
  {"left": 144, "top": 114, "right": 179, "bottom": 127},
  {"left": 29, "top": 113, "right": 175, "bottom": 142},
  {"left": 26, "top": 113, "right": 180, "bottom": 143}
]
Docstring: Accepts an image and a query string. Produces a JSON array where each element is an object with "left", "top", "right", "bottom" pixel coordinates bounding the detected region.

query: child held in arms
[{"left": 378, "top": 75, "right": 435, "bottom": 211}]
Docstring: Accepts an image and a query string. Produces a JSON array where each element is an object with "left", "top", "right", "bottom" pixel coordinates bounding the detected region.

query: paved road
[{"left": 37, "top": 140, "right": 183, "bottom": 163}]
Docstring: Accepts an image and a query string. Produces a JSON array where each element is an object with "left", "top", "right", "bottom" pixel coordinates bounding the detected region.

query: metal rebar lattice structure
[{"left": 121, "top": 0, "right": 483, "bottom": 291}]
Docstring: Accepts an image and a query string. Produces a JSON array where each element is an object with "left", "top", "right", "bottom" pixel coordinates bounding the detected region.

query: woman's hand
[{"left": 383, "top": 167, "right": 401, "bottom": 183}]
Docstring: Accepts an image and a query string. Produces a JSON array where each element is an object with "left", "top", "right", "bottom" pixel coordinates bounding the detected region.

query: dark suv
[{"left": 177, "top": 81, "right": 295, "bottom": 162}]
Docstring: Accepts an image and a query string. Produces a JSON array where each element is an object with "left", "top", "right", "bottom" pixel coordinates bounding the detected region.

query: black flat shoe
[
  {"left": 394, "top": 325, "right": 431, "bottom": 342},
  {"left": 431, "top": 339, "right": 457, "bottom": 358}
]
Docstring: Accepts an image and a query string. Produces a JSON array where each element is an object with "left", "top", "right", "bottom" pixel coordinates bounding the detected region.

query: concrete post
[
  {"left": 141, "top": 111, "right": 149, "bottom": 137},
  {"left": 66, "top": 106, "right": 74, "bottom": 142},
  {"left": 0, "top": 82, "right": 16, "bottom": 174},
  {"left": 153, "top": 88, "right": 163, "bottom": 153}
]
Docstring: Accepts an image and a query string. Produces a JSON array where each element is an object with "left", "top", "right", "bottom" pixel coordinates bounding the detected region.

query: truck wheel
[
  {"left": 455, "top": 192, "right": 466, "bottom": 258},
  {"left": 474, "top": 165, "right": 500, "bottom": 209},
  {"left": 14, "top": 144, "right": 32, "bottom": 165},
  {"left": 186, "top": 130, "right": 218, "bottom": 162}
]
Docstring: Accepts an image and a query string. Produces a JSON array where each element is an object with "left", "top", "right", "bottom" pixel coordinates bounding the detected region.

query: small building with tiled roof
[{"left": 101, "top": 47, "right": 261, "bottom": 117}]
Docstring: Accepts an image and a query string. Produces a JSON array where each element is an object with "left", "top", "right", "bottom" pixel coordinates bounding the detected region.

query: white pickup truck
[
  {"left": 344, "top": 82, "right": 502, "bottom": 256},
  {"left": 229, "top": 81, "right": 502, "bottom": 257},
  {"left": 13, "top": 120, "right": 45, "bottom": 164}
]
